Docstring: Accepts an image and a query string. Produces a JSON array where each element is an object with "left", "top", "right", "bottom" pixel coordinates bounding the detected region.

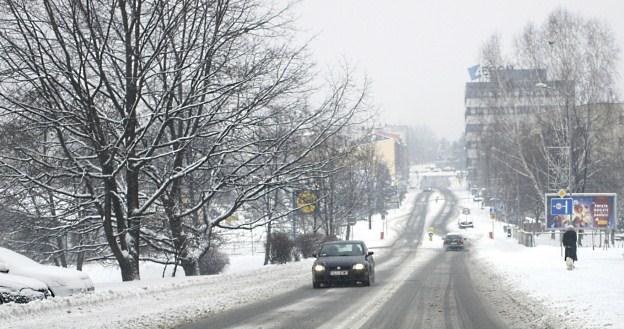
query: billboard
[{"left": 545, "top": 193, "right": 617, "bottom": 230}]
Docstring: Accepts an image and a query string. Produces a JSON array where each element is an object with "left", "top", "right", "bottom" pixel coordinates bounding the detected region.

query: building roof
[{"left": 371, "top": 130, "right": 403, "bottom": 144}]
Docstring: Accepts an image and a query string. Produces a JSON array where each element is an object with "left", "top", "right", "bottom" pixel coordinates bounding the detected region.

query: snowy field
[{"left": 3, "top": 168, "right": 624, "bottom": 329}]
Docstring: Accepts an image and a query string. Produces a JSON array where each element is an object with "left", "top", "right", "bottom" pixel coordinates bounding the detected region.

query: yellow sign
[
  {"left": 558, "top": 189, "right": 567, "bottom": 198},
  {"left": 225, "top": 215, "right": 238, "bottom": 224},
  {"left": 296, "top": 190, "right": 317, "bottom": 214}
]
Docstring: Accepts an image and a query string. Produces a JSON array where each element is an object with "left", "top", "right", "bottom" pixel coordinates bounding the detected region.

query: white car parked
[
  {"left": 0, "top": 247, "right": 94, "bottom": 297},
  {"left": 0, "top": 263, "right": 50, "bottom": 304}
]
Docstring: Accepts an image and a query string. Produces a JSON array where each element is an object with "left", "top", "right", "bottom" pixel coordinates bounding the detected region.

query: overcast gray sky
[{"left": 293, "top": 0, "right": 624, "bottom": 141}]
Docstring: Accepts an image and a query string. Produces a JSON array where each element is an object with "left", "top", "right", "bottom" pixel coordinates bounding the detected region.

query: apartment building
[{"left": 464, "top": 67, "right": 568, "bottom": 187}]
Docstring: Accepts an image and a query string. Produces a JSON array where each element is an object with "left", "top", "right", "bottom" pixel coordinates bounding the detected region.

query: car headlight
[
  {"left": 352, "top": 263, "right": 365, "bottom": 270},
  {"left": 313, "top": 264, "right": 325, "bottom": 272}
]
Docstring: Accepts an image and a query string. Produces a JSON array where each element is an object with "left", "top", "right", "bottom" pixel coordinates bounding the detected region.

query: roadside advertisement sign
[{"left": 545, "top": 193, "right": 617, "bottom": 230}]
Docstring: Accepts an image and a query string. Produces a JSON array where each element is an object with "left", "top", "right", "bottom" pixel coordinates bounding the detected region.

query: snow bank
[{"left": 1, "top": 259, "right": 314, "bottom": 329}]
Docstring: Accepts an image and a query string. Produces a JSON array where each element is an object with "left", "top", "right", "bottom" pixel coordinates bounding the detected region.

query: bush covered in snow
[
  {"left": 268, "top": 232, "right": 294, "bottom": 264},
  {"left": 295, "top": 233, "right": 336, "bottom": 258},
  {"left": 198, "top": 247, "right": 230, "bottom": 275}
]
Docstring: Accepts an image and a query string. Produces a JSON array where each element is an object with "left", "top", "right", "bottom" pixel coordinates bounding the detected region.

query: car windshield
[
  {"left": 446, "top": 235, "right": 462, "bottom": 240},
  {"left": 319, "top": 243, "right": 364, "bottom": 257}
]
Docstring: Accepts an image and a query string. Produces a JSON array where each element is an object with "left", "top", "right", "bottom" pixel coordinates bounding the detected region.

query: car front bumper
[{"left": 312, "top": 269, "right": 370, "bottom": 285}]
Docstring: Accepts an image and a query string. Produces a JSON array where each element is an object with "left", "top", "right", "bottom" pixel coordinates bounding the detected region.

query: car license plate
[{"left": 330, "top": 270, "right": 348, "bottom": 276}]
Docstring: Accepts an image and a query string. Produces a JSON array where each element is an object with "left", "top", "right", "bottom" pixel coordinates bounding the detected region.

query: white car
[
  {"left": 0, "top": 263, "right": 50, "bottom": 304},
  {"left": 0, "top": 247, "right": 94, "bottom": 297},
  {"left": 459, "top": 221, "right": 474, "bottom": 229}
]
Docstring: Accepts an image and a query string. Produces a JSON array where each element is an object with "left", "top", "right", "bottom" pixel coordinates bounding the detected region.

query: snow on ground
[
  {"left": 450, "top": 180, "right": 624, "bottom": 329},
  {"left": 1, "top": 258, "right": 316, "bottom": 329},
  {"left": 222, "top": 254, "right": 266, "bottom": 274},
  {"left": 1, "top": 174, "right": 422, "bottom": 329}
]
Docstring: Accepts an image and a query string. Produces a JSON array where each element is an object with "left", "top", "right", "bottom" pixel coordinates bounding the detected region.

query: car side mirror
[
  {"left": 0, "top": 262, "right": 9, "bottom": 273},
  {"left": 367, "top": 251, "right": 374, "bottom": 256}
]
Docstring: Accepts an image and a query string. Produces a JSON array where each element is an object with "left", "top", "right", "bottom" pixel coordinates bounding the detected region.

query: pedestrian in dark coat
[{"left": 562, "top": 225, "right": 578, "bottom": 262}]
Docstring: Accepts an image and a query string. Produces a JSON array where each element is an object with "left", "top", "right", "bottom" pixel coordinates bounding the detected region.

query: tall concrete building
[{"left": 464, "top": 67, "right": 568, "bottom": 188}]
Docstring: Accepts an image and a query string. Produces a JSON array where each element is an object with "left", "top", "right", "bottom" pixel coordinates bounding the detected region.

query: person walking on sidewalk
[{"left": 563, "top": 225, "right": 578, "bottom": 269}]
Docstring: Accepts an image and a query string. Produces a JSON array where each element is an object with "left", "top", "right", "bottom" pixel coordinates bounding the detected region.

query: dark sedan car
[
  {"left": 443, "top": 233, "right": 465, "bottom": 251},
  {"left": 312, "top": 240, "right": 375, "bottom": 288}
]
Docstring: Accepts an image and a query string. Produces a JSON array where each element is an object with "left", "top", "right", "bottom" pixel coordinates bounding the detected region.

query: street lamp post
[{"left": 536, "top": 82, "right": 574, "bottom": 192}]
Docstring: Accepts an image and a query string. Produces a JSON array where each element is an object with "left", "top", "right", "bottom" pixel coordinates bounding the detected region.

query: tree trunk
[
  {"left": 102, "top": 174, "right": 140, "bottom": 281},
  {"left": 76, "top": 250, "right": 84, "bottom": 271},
  {"left": 181, "top": 258, "right": 199, "bottom": 276},
  {"left": 120, "top": 260, "right": 140, "bottom": 282},
  {"left": 264, "top": 222, "right": 272, "bottom": 265},
  {"left": 167, "top": 212, "right": 198, "bottom": 276},
  {"left": 47, "top": 191, "right": 67, "bottom": 268},
  {"left": 126, "top": 167, "right": 141, "bottom": 279}
]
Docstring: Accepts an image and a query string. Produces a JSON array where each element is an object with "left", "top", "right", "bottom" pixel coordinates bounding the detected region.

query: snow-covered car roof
[{"left": 0, "top": 247, "right": 94, "bottom": 297}]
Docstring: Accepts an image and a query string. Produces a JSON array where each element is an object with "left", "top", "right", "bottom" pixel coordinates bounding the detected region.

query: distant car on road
[
  {"left": 312, "top": 240, "right": 375, "bottom": 288},
  {"left": 473, "top": 196, "right": 484, "bottom": 202},
  {"left": 459, "top": 221, "right": 474, "bottom": 229},
  {"left": 443, "top": 233, "right": 466, "bottom": 251},
  {"left": 0, "top": 247, "right": 94, "bottom": 297},
  {"left": 423, "top": 186, "right": 434, "bottom": 192},
  {"left": 0, "top": 264, "right": 50, "bottom": 304}
]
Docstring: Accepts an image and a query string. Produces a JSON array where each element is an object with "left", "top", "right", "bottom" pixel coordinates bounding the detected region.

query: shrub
[
  {"left": 295, "top": 233, "right": 326, "bottom": 258},
  {"left": 198, "top": 247, "right": 230, "bottom": 275},
  {"left": 268, "top": 232, "right": 294, "bottom": 264}
]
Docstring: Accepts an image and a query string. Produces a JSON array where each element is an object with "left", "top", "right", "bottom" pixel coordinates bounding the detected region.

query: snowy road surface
[{"left": 177, "top": 177, "right": 509, "bottom": 329}]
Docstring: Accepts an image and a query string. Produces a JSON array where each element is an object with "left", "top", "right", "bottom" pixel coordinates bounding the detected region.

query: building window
[{"left": 465, "top": 124, "right": 483, "bottom": 132}]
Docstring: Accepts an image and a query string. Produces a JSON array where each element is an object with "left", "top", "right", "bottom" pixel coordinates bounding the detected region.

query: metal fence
[{"left": 510, "top": 227, "right": 624, "bottom": 249}]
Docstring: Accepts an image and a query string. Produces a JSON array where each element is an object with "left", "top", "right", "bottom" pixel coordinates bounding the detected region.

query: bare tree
[
  {"left": 476, "top": 8, "right": 621, "bottom": 223},
  {"left": 0, "top": 0, "right": 371, "bottom": 280}
]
